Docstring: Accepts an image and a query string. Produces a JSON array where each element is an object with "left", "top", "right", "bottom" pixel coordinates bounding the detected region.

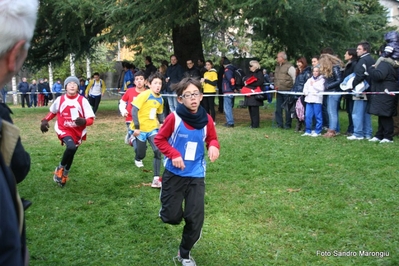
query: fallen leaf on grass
[
  {"left": 264, "top": 135, "right": 269, "bottom": 138},
  {"left": 87, "top": 201, "right": 94, "bottom": 205},
  {"left": 286, "top": 188, "right": 301, "bottom": 193},
  {"left": 142, "top": 169, "right": 152, "bottom": 173}
]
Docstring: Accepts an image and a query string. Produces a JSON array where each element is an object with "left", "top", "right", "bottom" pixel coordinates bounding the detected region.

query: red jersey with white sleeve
[
  {"left": 119, "top": 87, "right": 143, "bottom": 122},
  {"left": 44, "top": 94, "right": 95, "bottom": 145}
]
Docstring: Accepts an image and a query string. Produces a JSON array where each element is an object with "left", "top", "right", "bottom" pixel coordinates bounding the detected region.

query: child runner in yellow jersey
[{"left": 130, "top": 72, "right": 164, "bottom": 188}]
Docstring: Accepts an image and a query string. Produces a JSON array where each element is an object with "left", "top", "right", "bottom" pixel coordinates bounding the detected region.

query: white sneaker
[
  {"left": 301, "top": 132, "right": 311, "bottom": 136},
  {"left": 134, "top": 160, "right": 144, "bottom": 168},
  {"left": 310, "top": 132, "right": 321, "bottom": 137},
  {"left": 380, "top": 138, "right": 393, "bottom": 143},
  {"left": 151, "top": 176, "right": 162, "bottom": 188},
  {"left": 174, "top": 252, "right": 196, "bottom": 266},
  {"left": 369, "top": 137, "right": 381, "bottom": 142},
  {"left": 347, "top": 135, "right": 363, "bottom": 140},
  {"left": 124, "top": 133, "right": 130, "bottom": 145}
]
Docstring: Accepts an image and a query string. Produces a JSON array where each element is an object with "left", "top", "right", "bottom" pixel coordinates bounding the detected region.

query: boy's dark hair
[
  {"left": 148, "top": 72, "right": 164, "bottom": 84},
  {"left": 93, "top": 72, "right": 100, "bottom": 76},
  {"left": 171, "top": 77, "right": 203, "bottom": 96},
  {"left": 358, "top": 41, "right": 371, "bottom": 52},
  {"left": 145, "top": 56, "right": 152, "bottom": 63},
  {"left": 135, "top": 70, "right": 145, "bottom": 78}
]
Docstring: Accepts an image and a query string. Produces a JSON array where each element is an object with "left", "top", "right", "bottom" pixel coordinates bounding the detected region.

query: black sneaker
[{"left": 223, "top": 123, "right": 234, "bottom": 128}]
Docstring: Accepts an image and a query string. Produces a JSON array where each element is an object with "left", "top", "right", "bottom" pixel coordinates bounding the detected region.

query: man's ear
[
  {"left": 6, "top": 40, "right": 26, "bottom": 72},
  {"left": 177, "top": 95, "right": 183, "bottom": 104}
]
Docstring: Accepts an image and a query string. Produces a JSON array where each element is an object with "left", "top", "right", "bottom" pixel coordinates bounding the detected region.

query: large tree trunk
[{"left": 172, "top": 0, "right": 203, "bottom": 68}]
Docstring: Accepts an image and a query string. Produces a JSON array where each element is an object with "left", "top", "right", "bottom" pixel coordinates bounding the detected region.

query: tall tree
[
  {"left": 27, "top": 0, "right": 107, "bottom": 69},
  {"left": 106, "top": 0, "right": 205, "bottom": 67}
]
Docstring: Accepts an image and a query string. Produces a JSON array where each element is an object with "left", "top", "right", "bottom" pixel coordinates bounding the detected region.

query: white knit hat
[{"left": 64, "top": 76, "right": 80, "bottom": 88}]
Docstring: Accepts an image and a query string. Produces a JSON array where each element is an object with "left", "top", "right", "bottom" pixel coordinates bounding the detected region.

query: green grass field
[{"left": 12, "top": 99, "right": 399, "bottom": 265}]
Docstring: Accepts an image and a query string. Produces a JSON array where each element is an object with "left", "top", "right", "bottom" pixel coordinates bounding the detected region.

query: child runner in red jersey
[
  {"left": 40, "top": 76, "right": 95, "bottom": 187},
  {"left": 154, "top": 77, "right": 220, "bottom": 266},
  {"left": 119, "top": 70, "right": 146, "bottom": 145}
]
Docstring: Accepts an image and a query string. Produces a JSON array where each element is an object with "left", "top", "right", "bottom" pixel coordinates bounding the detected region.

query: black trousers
[
  {"left": 61, "top": 136, "right": 78, "bottom": 170},
  {"left": 275, "top": 93, "right": 292, "bottom": 128},
  {"left": 21, "top": 94, "right": 30, "bottom": 108},
  {"left": 375, "top": 116, "right": 394, "bottom": 140},
  {"left": 88, "top": 95, "right": 102, "bottom": 114},
  {"left": 200, "top": 93, "right": 216, "bottom": 122},
  {"left": 160, "top": 169, "right": 205, "bottom": 259},
  {"left": 248, "top": 106, "right": 260, "bottom": 128}
]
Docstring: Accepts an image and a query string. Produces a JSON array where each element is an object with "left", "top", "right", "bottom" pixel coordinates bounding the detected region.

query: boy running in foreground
[
  {"left": 40, "top": 76, "right": 95, "bottom": 187},
  {"left": 154, "top": 77, "right": 220, "bottom": 266}
]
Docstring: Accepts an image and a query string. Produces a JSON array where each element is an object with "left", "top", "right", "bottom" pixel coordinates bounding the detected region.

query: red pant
[{"left": 38, "top": 94, "right": 44, "bottom": 107}]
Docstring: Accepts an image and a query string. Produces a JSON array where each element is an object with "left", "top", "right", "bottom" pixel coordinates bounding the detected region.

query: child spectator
[
  {"left": 78, "top": 78, "right": 86, "bottom": 96},
  {"left": 119, "top": 70, "right": 146, "bottom": 144},
  {"left": 40, "top": 76, "right": 95, "bottom": 187},
  {"left": 130, "top": 72, "right": 164, "bottom": 188},
  {"left": 154, "top": 77, "right": 220, "bottom": 266},
  {"left": 302, "top": 66, "right": 325, "bottom": 137},
  {"left": 200, "top": 60, "right": 217, "bottom": 123}
]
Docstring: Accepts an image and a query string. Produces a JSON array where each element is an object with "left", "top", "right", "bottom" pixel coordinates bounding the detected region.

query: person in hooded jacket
[{"left": 367, "top": 44, "right": 399, "bottom": 143}]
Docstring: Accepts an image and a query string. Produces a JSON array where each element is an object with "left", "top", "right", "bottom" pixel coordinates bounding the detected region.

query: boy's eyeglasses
[{"left": 180, "top": 92, "right": 201, "bottom": 99}]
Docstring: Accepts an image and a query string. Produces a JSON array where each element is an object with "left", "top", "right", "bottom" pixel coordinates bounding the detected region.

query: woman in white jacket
[{"left": 302, "top": 66, "right": 325, "bottom": 137}]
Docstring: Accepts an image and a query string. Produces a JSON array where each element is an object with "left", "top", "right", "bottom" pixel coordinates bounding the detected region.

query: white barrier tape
[{"left": 10, "top": 88, "right": 394, "bottom": 96}]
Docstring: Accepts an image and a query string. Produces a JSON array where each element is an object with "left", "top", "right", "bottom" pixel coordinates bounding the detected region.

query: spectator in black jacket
[
  {"left": 367, "top": 44, "right": 399, "bottom": 143},
  {"left": 242, "top": 60, "right": 265, "bottom": 128},
  {"left": 217, "top": 57, "right": 226, "bottom": 113},
  {"left": 29, "top": 79, "right": 37, "bottom": 107},
  {"left": 184, "top": 59, "right": 201, "bottom": 79},
  {"left": 347, "top": 41, "right": 375, "bottom": 140},
  {"left": 144, "top": 56, "right": 157, "bottom": 80},
  {"left": 18, "top": 77, "right": 30, "bottom": 108},
  {"left": 165, "top": 55, "right": 184, "bottom": 112},
  {"left": 342, "top": 48, "right": 358, "bottom": 136}
]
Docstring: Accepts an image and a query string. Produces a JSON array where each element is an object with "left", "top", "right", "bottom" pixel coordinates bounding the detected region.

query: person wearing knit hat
[
  {"left": 64, "top": 76, "right": 80, "bottom": 88},
  {"left": 40, "top": 75, "right": 95, "bottom": 187}
]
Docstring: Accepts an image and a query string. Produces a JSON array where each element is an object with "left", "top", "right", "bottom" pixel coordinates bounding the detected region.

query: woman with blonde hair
[
  {"left": 318, "top": 53, "right": 343, "bottom": 137},
  {"left": 242, "top": 60, "right": 265, "bottom": 128}
]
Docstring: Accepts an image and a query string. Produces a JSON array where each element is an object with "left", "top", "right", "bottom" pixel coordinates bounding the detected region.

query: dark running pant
[
  {"left": 160, "top": 169, "right": 205, "bottom": 259},
  {"left": 135, "top": 135, "right": 161, "bottom": 176},
  {"left": 88, "top": 95, "right": 102, "bottom": 114},
  {"left": 60, "top": 136, "right": 78, "bottom": 171}
]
